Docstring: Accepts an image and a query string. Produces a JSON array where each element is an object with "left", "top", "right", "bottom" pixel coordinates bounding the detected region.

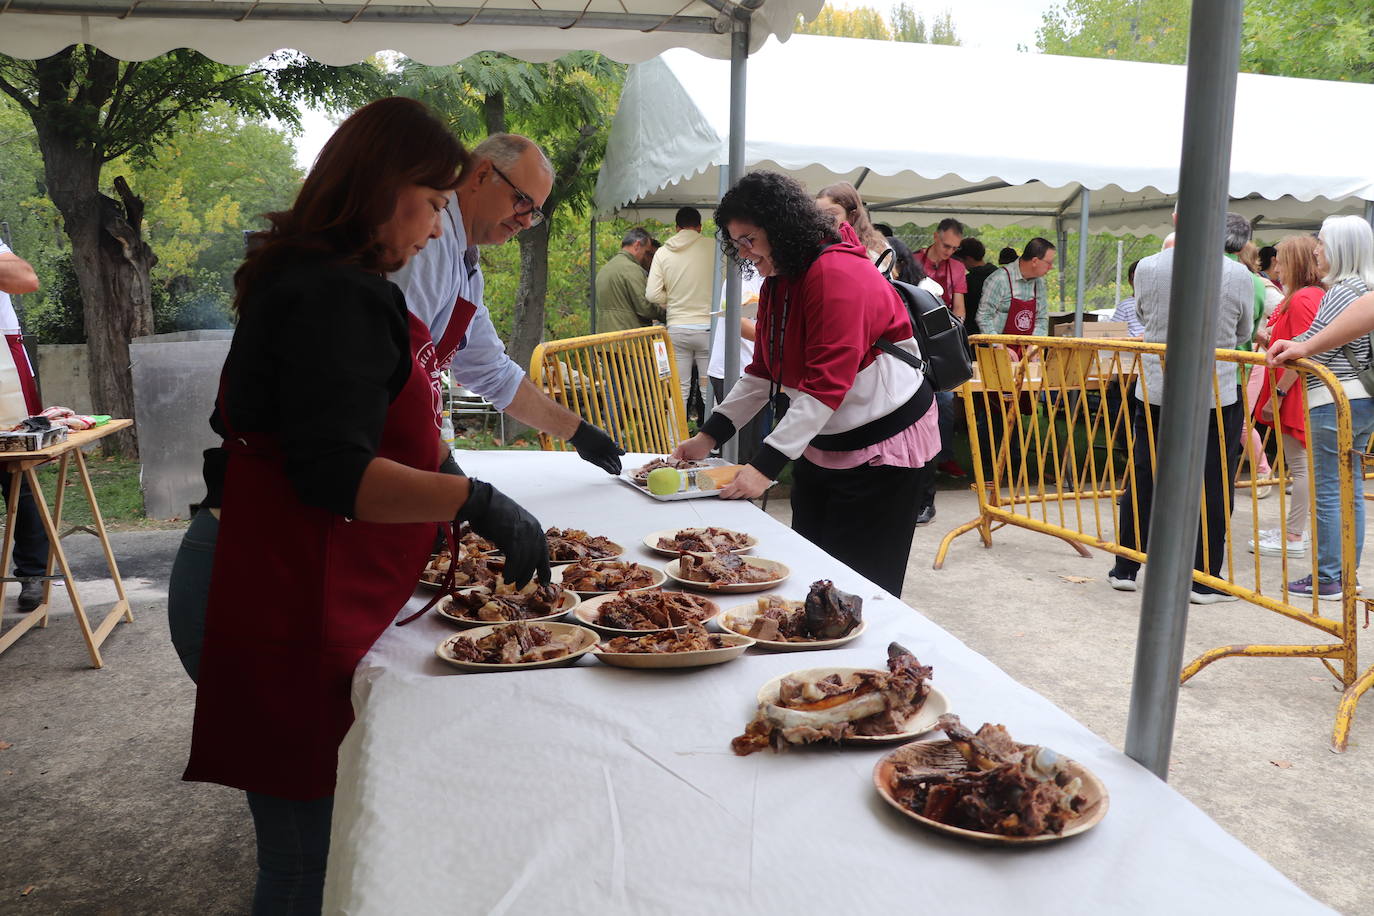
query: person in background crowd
[
  {"left": 672, "top": 171, "right": 939, "bottom": 596},
  {"left": 915, "top": 218, "right": 968, "bottom": 320},
  {"left": 1162, "top": 232, "right": 1176, "bottom": 250},
  {"left": 1258, "top": 244, "right": 1279, "bottom": 282},
  {"left": 0, "top": 240, "right": 49, "bottom": 613},
  {"left": 390, "top": 133, "right": 624, "bottom": 472},
  {"left": 1267, "top": 216, "right": 1374, "bottom": 600},
  {"left": 816, "top": 183, "right": 892, "bottom": 276},
  {"left": 1250, "top": 235, "right": 1324, "bottom": 558},
  {"left": 708, "top": 273, "right": 764, "bottom": 463},
  {"left": 1234, "top": 236, "right": 1283, "bottom": 496},
  {"left": 977, "top": 238, "right": 1056, "bottom": 340},
  {"left": 648, "top": 206, "right": 717, "bottom": 425},
  {"left": 645, "top": 237, "right": 662, "bottom": 270},
  {"left": 954, "top": 237, "right": 996, "bottom": 339},
  {"left": 1106, "top": 210, "right": 1253, "bottom": 603},
  {"left": 178, "top": 98, "right": 551, "bottom": 914},
  {"left": 875, "top": 224, "right": 945, "bottom": 299},
  {"left": 997, "top": 246, "right": 1018, "bottom": 265},
  {"left": 1110, "top": 259, "right": 1144, "bottom": 337},
  {"left": 596, "top": 227, "right": 663, "bottom": 333}
]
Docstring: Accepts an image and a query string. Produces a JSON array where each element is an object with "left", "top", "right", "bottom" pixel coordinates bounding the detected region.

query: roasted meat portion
[
  {"left": 560, "top": 560, "right": 656, "bottom": 592},
  {"left": 447, "top": 622, "right": 580, "bottom": 664},
  {"left": 545, "top": 527, "right": 619, "bottom": 562},
  {"left": 602, "top": 622, "right": 734, "bottom": 653},
  {"left": 656, "top": 527, "right": 752, "bottom": 553},
  {"left": 448, "top": 581, "right": 564, "bottom": 621},
  {"left": 677, "top": 550, "right": 774, "bottom": 585},
  {"left": 593, "top": 590, "right": 716, "bottom": 630},
  {"left": 457, "top": 526, "right": 498, "bottom": 554},
  {"left": 743, "top": 582, "right": 862, "bottom": 642},
  {"left": 632, "top": 457, "right": 702, "bottom": 485},
  {"left": 887, "top": 714, "right": 1087, "bottom": 837},
  {"left": 422, "top": 544, "right": 504, "bottom": 588},
  {"left": 731, "top": 643, "right": 933, "bottom": 755}
]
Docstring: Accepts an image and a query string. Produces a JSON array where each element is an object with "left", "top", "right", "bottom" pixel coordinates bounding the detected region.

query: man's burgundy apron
[
  {"left": 999, "top": 266, "right": 1039, "bottom": 361},
  {"left": 5, "top": 333, "right": 39, "bottom": 414},
  {"left": 185, "top": 307, "right": 471, "bottom": 800}
]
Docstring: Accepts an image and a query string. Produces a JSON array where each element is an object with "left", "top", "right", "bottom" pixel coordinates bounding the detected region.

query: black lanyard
[{"left": 767, "top": 283, "right": 791, "bottom": 408}]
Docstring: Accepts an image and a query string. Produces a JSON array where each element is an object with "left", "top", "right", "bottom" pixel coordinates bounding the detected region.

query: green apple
[{"left": 646, "top": 466, "right": 683, "bottom": 495}]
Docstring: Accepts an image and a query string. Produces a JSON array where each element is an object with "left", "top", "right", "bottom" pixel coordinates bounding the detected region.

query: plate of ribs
[
  {"left": 552, "top": 559, "right": 665, "bottom": 596},
  {"left": 435, "top": 621, "right": 599, "bottom": 672},
  {"left": 619, "top": 456, "right": 736, "bottom": 501},
  {"left": 873, "top": 714, "right": 1108, "bottom": 845},
  {"left": 574, "top": 589, "right": 720, "bottom": 635},
  {"left": 719, "top": 580, "right": 865, "bottom": 649},
  {"left": 664, "top": 550, "right": 788, "bottom": 593},
  {"left": 642, "top": 526, "right": 757, "bottom": 557},
  {"left": 732, "top": 643, "right": 946, "bottom": 753},
  {"left": 593, "top": 622, "right": 754, "bottom": 669},
  {"left": 544, "top": 527, "right": 623, "bottom": 565},
  {"left": 419, "top": 545, "right": 505, "bottom": 590},
  {"left": 434, "top": 582, "right": 579, "bottom": 627}
]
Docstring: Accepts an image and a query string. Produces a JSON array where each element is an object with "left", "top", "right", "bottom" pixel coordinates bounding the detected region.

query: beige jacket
[{"left": 646, "top": 228, "right": 716, "bottom": 326}]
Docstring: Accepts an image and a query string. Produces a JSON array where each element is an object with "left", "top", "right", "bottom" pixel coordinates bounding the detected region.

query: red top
[
  {"left": 1255, "top": 285, "right": 1323, "bottom": 445},
  {"left": 914, "top": 248, "right": 968, "bottom": 309}
]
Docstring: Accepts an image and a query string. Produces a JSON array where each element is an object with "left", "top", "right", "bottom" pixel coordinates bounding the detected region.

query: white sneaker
[
  {"left": 1190, "top": 589, "right": 1239, "bottom": 605},
  {"left": 1248, "top": 529, "right": 1309, "bottom": 557},
  {"left": 1107, "top": 570, "right": 1138, "bottom": 592}
]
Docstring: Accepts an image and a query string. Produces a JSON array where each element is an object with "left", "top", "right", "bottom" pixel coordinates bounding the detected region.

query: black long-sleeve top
[{"left": 201, "top": 260, "right": 414, "bottom": 517}]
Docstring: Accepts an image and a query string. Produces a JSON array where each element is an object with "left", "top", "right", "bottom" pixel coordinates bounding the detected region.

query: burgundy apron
[
  {"left": 5, "top": 333, "right": 39, "bottom": 414},
  {"left": 185, "top": 308, "right": 470, "bottom": 800},
  {"left": 999, "top": 266, "right": 1039, "bottom": 360}
]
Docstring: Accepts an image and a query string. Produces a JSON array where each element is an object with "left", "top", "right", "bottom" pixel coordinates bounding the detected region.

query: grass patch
[{"left": 24, "top": 454, "right": 179, "bottom": 531}]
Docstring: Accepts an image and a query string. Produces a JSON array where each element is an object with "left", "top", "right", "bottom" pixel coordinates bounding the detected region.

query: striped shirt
[{"left": 1295, "top": 278, "right": 1373, "bottom": 405}]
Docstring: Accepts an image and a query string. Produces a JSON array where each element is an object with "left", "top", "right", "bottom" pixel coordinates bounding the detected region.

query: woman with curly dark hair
[{"left": 672, "top": 171, "right": 940, "bottom": 594}]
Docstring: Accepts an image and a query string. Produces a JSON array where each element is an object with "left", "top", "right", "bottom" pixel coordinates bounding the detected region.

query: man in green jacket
[{"left": 597, "top": 227, "right": 664, "bottom": 332}]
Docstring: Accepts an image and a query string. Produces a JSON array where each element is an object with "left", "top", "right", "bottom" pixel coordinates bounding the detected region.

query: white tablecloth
[{"left": 324, "top": 451, "right": 1328, "bottom": 915}]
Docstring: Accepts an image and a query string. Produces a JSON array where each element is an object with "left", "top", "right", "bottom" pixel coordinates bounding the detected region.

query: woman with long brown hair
[
  {"left": 816, "top": 181, "right": 893, "bottom": 274},
  {"left": 174, "top": 97, "right": 549, "bottom": 913},
  {"left": 1251, "top": 235, "right": 1325, "bottom": 557}
]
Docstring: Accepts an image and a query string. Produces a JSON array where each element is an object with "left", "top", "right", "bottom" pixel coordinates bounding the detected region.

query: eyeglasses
[
  {"left": 490, "top": 163, "right": 546, "bottom": 227},
  {"left": 729, "top": 232, "right": 759, "bottom": 253}
]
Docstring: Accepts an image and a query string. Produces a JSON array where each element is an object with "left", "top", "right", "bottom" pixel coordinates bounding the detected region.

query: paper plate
[
  {"left": 719, "top": 602, "right": 866, "bottom": 651},
  {"left": 434, "top": 622, "right": 598, "bottom": 672},
  {"left": 754, "top": 667, "right": 949, "bottom": 744},
  {"left": 592, "top": 632, "right": 754, "bottom": 668},
  {"left": 551, "top": 561, "right": 666, "bottom": 596},
  {"left": 574, "top": 591, "right": 719, "bottom": 635},
  {"left": 663, "top": 557, "right": 789, "bottom": 594},
  {"left": 642, "top": 527, "right": 757, "bottom": 558},
  {"left": 873, "top": 740, "right": 1109, "bottom": 845},
  {"left": 433, "top": 587, "right": 579, "bottom": 627}
]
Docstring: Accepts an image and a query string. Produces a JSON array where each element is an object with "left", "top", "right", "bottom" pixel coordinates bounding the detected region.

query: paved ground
[{"left": 3, "top": 486, "right": 1372, "bottom": 914}]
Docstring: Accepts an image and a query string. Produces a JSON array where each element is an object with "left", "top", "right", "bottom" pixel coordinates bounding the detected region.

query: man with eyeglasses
[{"left": 391, "top": 133, "right": 624, "bottom": 475}]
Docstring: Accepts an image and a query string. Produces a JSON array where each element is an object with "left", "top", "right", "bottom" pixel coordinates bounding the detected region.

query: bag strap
[{"left": 875, "top": 337, "right": 928, "bottom": 375}]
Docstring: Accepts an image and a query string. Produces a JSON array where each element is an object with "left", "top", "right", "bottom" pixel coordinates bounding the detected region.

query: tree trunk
[
  {"left": 508, "top": 221, "right": 550, "bottom": 373},
  {"left": 36, "top": 130, "right": 155, "bottom": 457}
]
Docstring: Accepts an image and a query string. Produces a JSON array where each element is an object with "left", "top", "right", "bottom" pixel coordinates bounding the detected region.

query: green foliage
[
  {"left": 799, "top": 3, "right": 961, "bottom": 44},
  {"left": 1038, "top": 0, "right": 1374, "bottom": 83},
  {"left": 20, "top": 252, "right": 84, "bottom": 344}
]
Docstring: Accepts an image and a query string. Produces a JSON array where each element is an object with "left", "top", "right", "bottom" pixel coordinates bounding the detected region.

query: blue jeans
[
  {"left": 245, "top": 792, "right": 334, "bottom": 915},
  {"left": 1310, "top": 398, "right": 1374, "bottom": 582},
  {"left": 168, "top": 508, "right": 219, "bottom": 682}
]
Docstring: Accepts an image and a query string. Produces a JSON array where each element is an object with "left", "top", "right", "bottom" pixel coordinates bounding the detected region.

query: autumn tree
[
  {"left": 0, "top": 47, "right": 379, "bottom": 455},
  {"left": 397, "top": 51, "right": 624, "bottom": 373},
  {"left": 800, "top": 4, "right": 960, "bottom": 44}
]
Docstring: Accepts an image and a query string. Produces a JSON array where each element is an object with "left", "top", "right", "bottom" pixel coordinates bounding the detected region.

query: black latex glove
[
  {"left": 456, "top": 479, "right": 550, "bottom": 588},
  {"left": 569, "top": 421, "right": 625, "bottom": 474},
  {"left": 438, "top": 453, "right": 465, "bottom": 477}
]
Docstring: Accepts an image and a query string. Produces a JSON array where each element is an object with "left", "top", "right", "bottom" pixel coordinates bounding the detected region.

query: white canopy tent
[
  {"left": 0, "top": 0, "right": 815, "bottom": 64},
  {"left": 596, "top": 35, "right": 1374, "bottom": 236}
]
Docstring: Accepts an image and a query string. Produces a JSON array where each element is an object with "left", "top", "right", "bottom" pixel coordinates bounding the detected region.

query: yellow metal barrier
[
  {"left": 530, "top": 327, "right": 689, "bottom": 455},
  {"left": 936, "top": 334, "right": 1370, "bottom": 750}
]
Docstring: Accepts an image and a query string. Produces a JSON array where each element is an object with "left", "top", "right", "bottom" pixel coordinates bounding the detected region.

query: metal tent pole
[
  {"left": 589, "top": 216, "right": 598, "bottom": 334},
  {"left": 1365, "top": 199, "right": 1374, "bottom": 229},
  {"left": 1074, "top": 188, "right": 1091, "bottom": 336},
  {"left": 1124, "top": 0, "right": 1245, "bottom": 781},
  {"left": 707, "top": 169, "right": 729, "bottom": 413},
  {"left": 1115, "top": 240, "right": 1124, "bottom": 308},
  {"left": 1055, "top": 218, "right": 1067, "bottom": 311},
  {"left": 720, "top": 16, "right": 749, "bottom": 463}
]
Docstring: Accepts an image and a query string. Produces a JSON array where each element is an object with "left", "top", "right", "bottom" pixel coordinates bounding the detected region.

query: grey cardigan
[{"left": 1133, "top": 248, "right": 1255, "bottom": 406}]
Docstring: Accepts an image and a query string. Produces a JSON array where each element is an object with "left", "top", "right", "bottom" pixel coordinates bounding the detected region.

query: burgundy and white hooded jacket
[{"left": 701, "top": 223, "right": 926, "bottom": 480}]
